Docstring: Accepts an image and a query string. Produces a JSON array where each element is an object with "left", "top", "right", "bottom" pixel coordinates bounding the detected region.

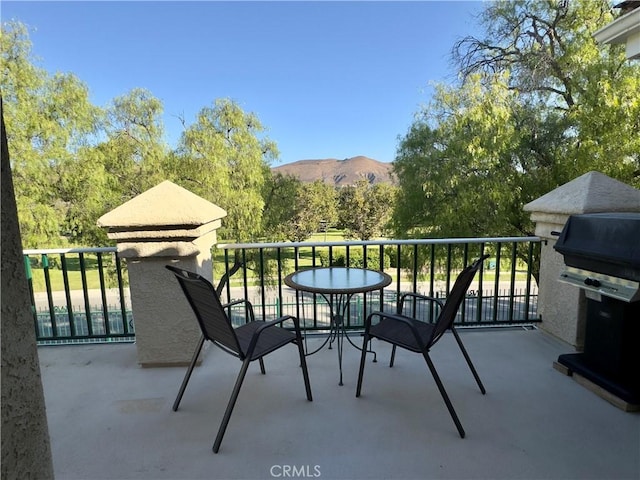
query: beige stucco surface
[
  {"left": 98, "top": 181, "right": 226, "bottom": 366},
  {"left": 97, "top": 180, "right": 227, "bottom": 229},
  {"left": 525, "top": 171, "right": 640, "bottom": 347},
  {"left": 1, "top": 114, "right": 54, "bottom": 478}
]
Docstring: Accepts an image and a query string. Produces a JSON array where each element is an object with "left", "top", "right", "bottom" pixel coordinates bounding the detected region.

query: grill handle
[{"left": 550, "top": 231, "right": 562, "bottom": 236}]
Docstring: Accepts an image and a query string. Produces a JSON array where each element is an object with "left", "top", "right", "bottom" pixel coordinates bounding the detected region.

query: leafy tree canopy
[
  {"left": 1, "top": 21, "right": 281, "bottom": 247},
  {"left": 2, "top": 21, "right": 102, "bottom": 247},
  {"left": 338, "top": 180, "right": 396, "bottom": 240},
  {"left": 169, "top": 98, "right": 277, "bottom": 242},
  {"left": 393, "top": 0, "right": 640, "bottom": 245}
]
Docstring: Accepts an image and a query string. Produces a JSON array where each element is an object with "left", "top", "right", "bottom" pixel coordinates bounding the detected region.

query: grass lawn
[
  {"left": 28, "top": 268, "right": 101, "bottom": 292},
  {"left": 26, "top": 254, "right": 120, "bottom": 293}
]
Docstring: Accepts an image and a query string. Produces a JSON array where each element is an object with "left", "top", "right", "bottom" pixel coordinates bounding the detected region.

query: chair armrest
[
  {"left": 222, "top": 299, "right": 255, "bottom": 322},
  {"left": 398, "top": 292, "right": 444, "bottom": 317},
  {"left": 253, "top": 315, "right": 297, "bottom": 335}
]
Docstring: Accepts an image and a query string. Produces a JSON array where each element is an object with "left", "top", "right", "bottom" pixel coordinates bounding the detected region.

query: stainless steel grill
[{"left": 553, "top": 212, "right": 640, "bottom": 409}]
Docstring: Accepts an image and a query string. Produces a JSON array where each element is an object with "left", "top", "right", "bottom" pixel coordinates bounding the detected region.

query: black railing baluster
[
  {"left": 477, "top": 243, "right": 485, "bottom": 324},
  {"left": 493, "top": 243, "right": 501, "bottom": 323},
  {"left": 24, "top": 255, "right": 39, "bottom": 333},
  {"left": 460, "top": 244, "right": 469, "bottom": 323},
  {"left": 25, "top": 238, "right": 541, "bottom": 344},
  {"left": 115, "top": 252, "right": 129, "bottom": 334},
  {"left": 277, "top": 247, "right": 284, "bottom": 318},
  {"left": 97, "top": 252, "right": 110, "bottom": 336},
  {"left": 259, "top": 248, "right": 266, "bottom": 322},
  {"left": 42, "top": 254, "right": 57, "bottom": 338},
  {"left": 395, "top": 244, "right": 401, "bottom": 299},
  {"left": 525, "top": 242, "right": 535, "bottom": 322},
  {"left": 60, "top": 254, "right": 75, "bottom": 337},
  {"left": 412, "top": 244, "right": 418, "bottom": 294},
  {"left": 445, "top": 244, "right": 452, "bottom": 294},
  {"left": 79, "top": 253, "right": 93, "bottom": 337},
  {"left": 509, "top": 243, "right": 518, "bottom": 323}
]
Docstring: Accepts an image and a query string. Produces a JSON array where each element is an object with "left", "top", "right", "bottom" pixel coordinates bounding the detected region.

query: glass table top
[{"left": 284, "top": 267, "right": 391, "bottom": 295}]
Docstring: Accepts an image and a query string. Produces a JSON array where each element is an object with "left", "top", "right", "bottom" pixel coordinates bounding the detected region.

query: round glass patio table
[{"left": 284, "top": 267, "right": 392, "bottom": 385}]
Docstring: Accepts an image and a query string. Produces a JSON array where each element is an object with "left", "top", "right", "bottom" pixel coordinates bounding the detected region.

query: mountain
[{"left": 272, "top": 156, "right": 395, "bottom": 187}]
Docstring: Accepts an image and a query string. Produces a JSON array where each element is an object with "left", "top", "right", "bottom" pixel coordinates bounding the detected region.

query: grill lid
[{"left": 554, "top": 212, "right": 640, "bottom": 282}]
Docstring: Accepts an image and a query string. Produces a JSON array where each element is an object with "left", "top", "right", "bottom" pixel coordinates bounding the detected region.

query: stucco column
[
  {"left": 524, "top": 171, "right": 640, "bottom": 348},
  {"left": 98, "top": 181, "right": 226, "bottom": 367},
  {"left": 1, "top": 99, "right": 54, "bottom": 479}
]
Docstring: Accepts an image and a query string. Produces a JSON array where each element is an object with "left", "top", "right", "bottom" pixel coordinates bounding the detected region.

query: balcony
[
  {"left": 39, "top": 327, "right": 639, "bottom": 479},
  {"left": 22, "top": 236, "right": 639, "bottom": 478}
]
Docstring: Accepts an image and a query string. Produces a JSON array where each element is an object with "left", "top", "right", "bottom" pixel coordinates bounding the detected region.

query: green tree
[
  {"left": 285, "top": 180, "right": 337, "bottom": 242},
  {"left": 262, "top": 174, "right": 337, "bottom": 242},
  {"left": 61, "top": 88, "right": 168, "bottom": 244},
  {"left": 1, "top": 21, "right": 101, "bottom": 247},
  {"left": 394, "top": 0, "right": 640, "bottom": 245},
  {"left": 2, "top": 21, "right": 287, "bottom": 251},
  {"left": 261, "top": 172, "right": 303, "bottom": 241},
  {"left": 452, "top": 0, "right": 639, "bottom": 185},
  {"left": 338, "top": 180, "right": 396, "bottom": 240},
  {"left": 172, "top": 98, "right": 277, "bottom": 242}
]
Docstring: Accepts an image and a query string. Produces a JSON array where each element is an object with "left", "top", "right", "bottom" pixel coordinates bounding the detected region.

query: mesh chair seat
[
  {"left": 235, "top": 321, "right": 298, "bottom": 360},
  {"left": 369, "top": 314, "right": 435, "bottom": 353}
]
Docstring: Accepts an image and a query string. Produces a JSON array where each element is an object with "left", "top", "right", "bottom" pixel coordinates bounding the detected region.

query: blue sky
[{"left": 4, "top": 1, "right": 485, "bottom": 165}]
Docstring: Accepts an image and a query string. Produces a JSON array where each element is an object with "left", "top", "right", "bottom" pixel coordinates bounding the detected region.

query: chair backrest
[
  {"left": 166, "top": 265, "right": 242, "bottom": 355},
  {"left": 429, "top": 255, "right": 489, "bottom": 346}
]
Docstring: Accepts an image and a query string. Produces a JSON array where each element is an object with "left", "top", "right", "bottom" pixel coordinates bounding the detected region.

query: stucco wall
[{"left": 1, "top": 106, "right": 54, "bottom": 478}]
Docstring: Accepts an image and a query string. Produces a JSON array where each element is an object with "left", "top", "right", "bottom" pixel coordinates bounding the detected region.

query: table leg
[
  {"left": 301, "top": 292, "right": 378, "bottom": 385},
  {"left": 334, "top": 312, "right": 344, "bottom": 386},
  {"left": 343, "top": 329, "right": 377, "bottom": 363}
]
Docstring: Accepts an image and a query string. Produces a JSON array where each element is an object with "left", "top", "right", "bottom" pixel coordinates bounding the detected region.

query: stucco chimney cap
[
  {"left": 524, "top": 171, "right": 640, "bottom": 215},
  {"left": 97, "top": 180, "right": 227, "bottom": 229}
]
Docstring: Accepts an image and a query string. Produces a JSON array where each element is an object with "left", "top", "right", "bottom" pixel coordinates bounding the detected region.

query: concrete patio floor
[{"left": 39, "top": 327, "right": 639, "bottom": 480}]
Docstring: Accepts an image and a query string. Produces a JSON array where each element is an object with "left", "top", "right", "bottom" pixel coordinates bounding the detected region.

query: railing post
[{"left": 98, "top": 181, "right": 227, "bottom": 367}]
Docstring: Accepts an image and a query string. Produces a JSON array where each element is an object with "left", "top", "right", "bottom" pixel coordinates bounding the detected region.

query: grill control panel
[{"left": 558, "top": 267, "right": 640, "bottom": 303}]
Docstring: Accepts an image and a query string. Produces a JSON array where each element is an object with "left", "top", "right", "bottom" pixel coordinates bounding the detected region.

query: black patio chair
[
  {"left": 355, "top": 255, "right": 489, "bottom": 438},
  {"left": 166, "top": 265, "right": 313, "bottom": 453}
]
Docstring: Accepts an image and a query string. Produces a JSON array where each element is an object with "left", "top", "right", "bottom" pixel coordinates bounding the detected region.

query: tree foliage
[
  {"left": 1, "top": 21, "right": 101, "bottom": 246},
  {"left": 1, "top": 21, "right": 282, "bottom": 247},
  {"left": 338, "top": 180, "right": 396, "bottom": 240},
  {"left": 170, "top": 98, "right": 277, "bottom": 242},
  {"left": 393, "top": 0, "right": 640, "bottom": 246},
  {"left": 262, "top": 174, "right": 337, "bottom": 242},
  {"left": 287, "top": 180, "right": 338, "bottom": 242},
  {"left": 62, "top": 88, "right": 169, "bottom": 244}
]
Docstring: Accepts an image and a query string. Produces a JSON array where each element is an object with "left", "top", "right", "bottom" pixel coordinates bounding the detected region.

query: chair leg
[
  {"left": 213, "top": 358, "right": 251, "bottom": 453},
  {"left": 390, "top": 345, "right": 397, "bottom": 367},
  {"left": 355, "top": 332, "right": 370, "bottom": 397},
  {"left": 173, "top": 335, "right": 205, "bottom": 412},
  {"left": 423, "top": 352, "right": 465, "bottom": 438},
  {"left": 451, "top": 327, "right": 486, "bottom": 394},
  {"left": 295, "top": 339, "right": 313, "bottom": 401}
]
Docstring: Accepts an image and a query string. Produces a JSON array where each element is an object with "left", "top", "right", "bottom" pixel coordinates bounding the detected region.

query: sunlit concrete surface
[{"left": 39, "top": 328, "right": 640, "bottom": 480}]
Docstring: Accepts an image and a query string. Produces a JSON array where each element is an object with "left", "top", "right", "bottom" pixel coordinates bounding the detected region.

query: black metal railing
[
  {"left": 24, "top": 236, "right": 541, "bottom": 344},
  {"left": 215, "top": 237, "right": 541, "bottom": 330},
  {"left": 23, "top": 247, "right": 134, "bottom": 345}
]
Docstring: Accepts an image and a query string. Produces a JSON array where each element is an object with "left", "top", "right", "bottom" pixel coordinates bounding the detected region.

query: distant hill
[{"left": 272, "top": 156, "right": 395, "bottom": 187}]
